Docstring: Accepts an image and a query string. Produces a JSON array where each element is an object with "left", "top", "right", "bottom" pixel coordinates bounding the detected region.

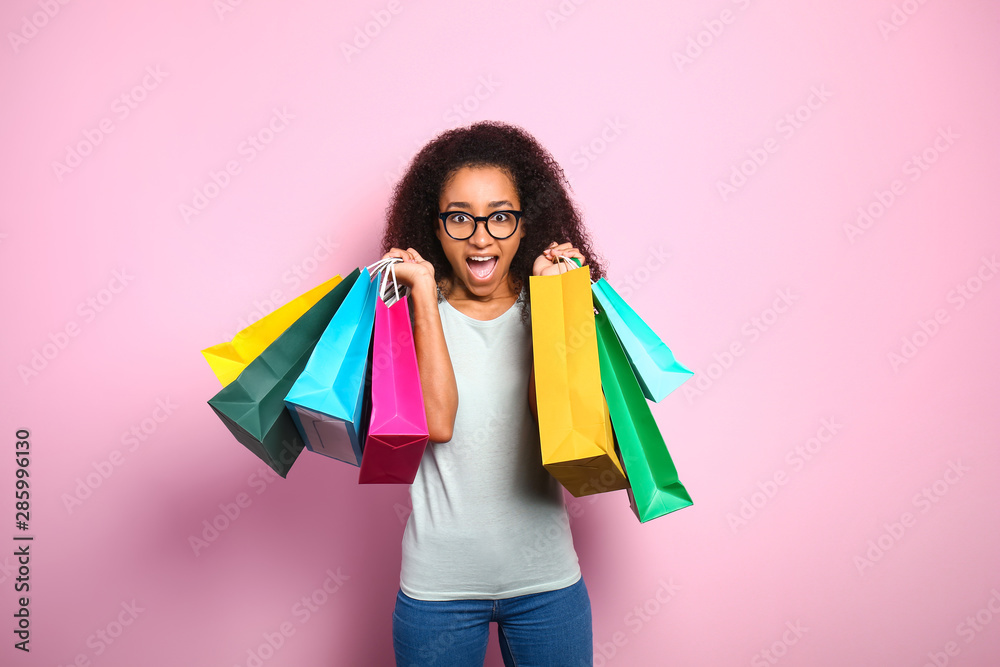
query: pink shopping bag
[{"left": 358, "top": 286, "right": 429, "bottom": 484}]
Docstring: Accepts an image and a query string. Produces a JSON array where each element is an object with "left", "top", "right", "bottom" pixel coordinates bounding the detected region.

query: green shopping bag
[
  {"left": 207, "top": 269, "right": 361, "bottom": 477},
  {"left": 594, "top": 299, "right": 692, "bottom": 522}
]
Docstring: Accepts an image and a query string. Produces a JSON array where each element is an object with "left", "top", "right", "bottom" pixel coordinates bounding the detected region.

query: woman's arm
[
  {"left": 383, "top": 248, "right": 458, "bottom": 443},
  {"left": 410, "top": 273, "right": 458, "bottom": 442}
]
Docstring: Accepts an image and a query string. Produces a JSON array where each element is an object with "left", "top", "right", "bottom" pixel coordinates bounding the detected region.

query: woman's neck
[{"left": 440, "top": 276, "right": 520, "bottom": 320}]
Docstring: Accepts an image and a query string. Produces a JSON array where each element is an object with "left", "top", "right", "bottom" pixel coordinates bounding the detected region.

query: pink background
[{"left": 3, "top": 1, "right": 999, "bottom": 665}]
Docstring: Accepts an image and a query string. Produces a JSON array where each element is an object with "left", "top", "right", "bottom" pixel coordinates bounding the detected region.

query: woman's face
[{"left": 436, "top": 165, "right": 525, "bottom": 300}]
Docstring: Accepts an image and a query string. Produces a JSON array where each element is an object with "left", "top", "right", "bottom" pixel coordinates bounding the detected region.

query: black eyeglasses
[{"left": 438, "top": 210, "right": 523, "bottom": 240}]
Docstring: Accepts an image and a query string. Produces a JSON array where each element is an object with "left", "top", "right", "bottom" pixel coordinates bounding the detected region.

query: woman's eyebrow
[{"left": 443, "top": 200, "right": 515, "bottom": 210}]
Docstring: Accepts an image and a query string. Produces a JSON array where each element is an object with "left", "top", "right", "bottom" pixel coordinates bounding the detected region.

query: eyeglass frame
[{"left": 437, "top": 209, "right": 523, "bottom": 240}]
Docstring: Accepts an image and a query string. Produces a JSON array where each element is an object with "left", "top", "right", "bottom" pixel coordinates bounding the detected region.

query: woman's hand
[
  {"left": 382, "top": 247, "right": 435, "bottom": 289},
  {"left": 532, "top": 241, "right": 585, "bottom": 277}
]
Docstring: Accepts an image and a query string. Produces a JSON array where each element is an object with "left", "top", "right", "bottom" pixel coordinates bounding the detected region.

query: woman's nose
[{"left": 469, "top": 222, "right": 492, "bottom": 246}]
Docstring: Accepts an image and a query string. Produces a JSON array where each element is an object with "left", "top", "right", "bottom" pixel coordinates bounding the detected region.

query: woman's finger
[
  {"left": 383, "top": 247, "right": 408, "bottom": 261},
  {"left": 553, "top": 248, "right": 585, "bottom": 273},
  {"left": 549, "top": 246, "right": 582, "bottom": 260}
]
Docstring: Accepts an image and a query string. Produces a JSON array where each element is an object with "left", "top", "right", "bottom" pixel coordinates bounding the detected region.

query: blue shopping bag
[
  {"left": 284, "top": 264, "right": 384, "bottom": 466},
  {"left": 591, "top": 278, "right": 693, "bottom": 402}
]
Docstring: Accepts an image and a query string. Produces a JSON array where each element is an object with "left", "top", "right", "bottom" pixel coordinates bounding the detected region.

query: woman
[{"left": 380, "top": 120, "right": 606, "bottom": 666}]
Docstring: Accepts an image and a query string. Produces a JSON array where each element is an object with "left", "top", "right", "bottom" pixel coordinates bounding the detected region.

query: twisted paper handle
[{"left": 365, "top": 257, "right": 408, "bottom": 307}]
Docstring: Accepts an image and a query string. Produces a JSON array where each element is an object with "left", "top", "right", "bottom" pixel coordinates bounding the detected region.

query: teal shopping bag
[
  {"left": 207, "top": 269, "right": 360, "bottom": 477},
  {"left": 284, "top": 264, "right": 385, "bottom": 466},
  {"left": 594, "top": 301, "right": 692, "bottom": 522},
  {"left": 591, "top": 279, "right": 693, "bottom": 402}
]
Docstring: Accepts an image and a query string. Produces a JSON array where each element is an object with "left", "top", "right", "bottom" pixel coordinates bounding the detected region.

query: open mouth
[{"left": 466, "top": 255, "right": 498, "bottom": 282}]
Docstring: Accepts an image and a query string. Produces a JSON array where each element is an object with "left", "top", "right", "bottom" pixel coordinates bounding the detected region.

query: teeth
[{"left": 469, "top": 256, "right": 495, "bottom": 262}]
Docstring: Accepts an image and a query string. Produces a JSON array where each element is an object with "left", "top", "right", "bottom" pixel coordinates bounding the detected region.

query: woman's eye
[
  {"left": 451, "top": 214, "right": 470, "bottom": 223},
  {"left": 491, "top": 212, "right": 508, "bottom": 222}
]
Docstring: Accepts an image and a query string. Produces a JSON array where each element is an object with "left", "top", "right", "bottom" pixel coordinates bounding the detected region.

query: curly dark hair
[{"left": 380, "top": 121, "right": 605, "bottom": 310}]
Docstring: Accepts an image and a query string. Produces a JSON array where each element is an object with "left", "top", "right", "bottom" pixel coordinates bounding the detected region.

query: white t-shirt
[{"left": 399, "top": 295, "right": 582, "bottom": 601}]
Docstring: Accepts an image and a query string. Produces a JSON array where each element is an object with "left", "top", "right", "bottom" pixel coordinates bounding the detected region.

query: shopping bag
[
  {"left": 591, "top": 278, "right": 692, "bottom": 402},
  {"left": 594, "top": 301, "right": 693, "bottom": 522},
  {"left": 530, "top": 262, "right": 628, "bottom": 497},
  {"left": 359, "top": 266, "right": 429, "bottom": 484},
  {"left": 207, "top": 270, "right": 360, "bottom": 477},
  {"left": 284, "top": 262, "right": 387, "bottom": 466},
  {"left": 202, "top": 275, "right": 343, "bottom": 387}
]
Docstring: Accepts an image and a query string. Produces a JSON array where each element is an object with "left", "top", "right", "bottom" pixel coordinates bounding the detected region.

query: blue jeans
[{"left": 392, "top": 577, "right": 593, "bottom": 666}]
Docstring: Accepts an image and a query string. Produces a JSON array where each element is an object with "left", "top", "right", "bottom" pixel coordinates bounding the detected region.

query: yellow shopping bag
[
  {"left": 530, "top": 264, "right": 627, "bottom": 497},
  {"left": 202, "top": 275, "right": 342, "bottom": 386}
]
